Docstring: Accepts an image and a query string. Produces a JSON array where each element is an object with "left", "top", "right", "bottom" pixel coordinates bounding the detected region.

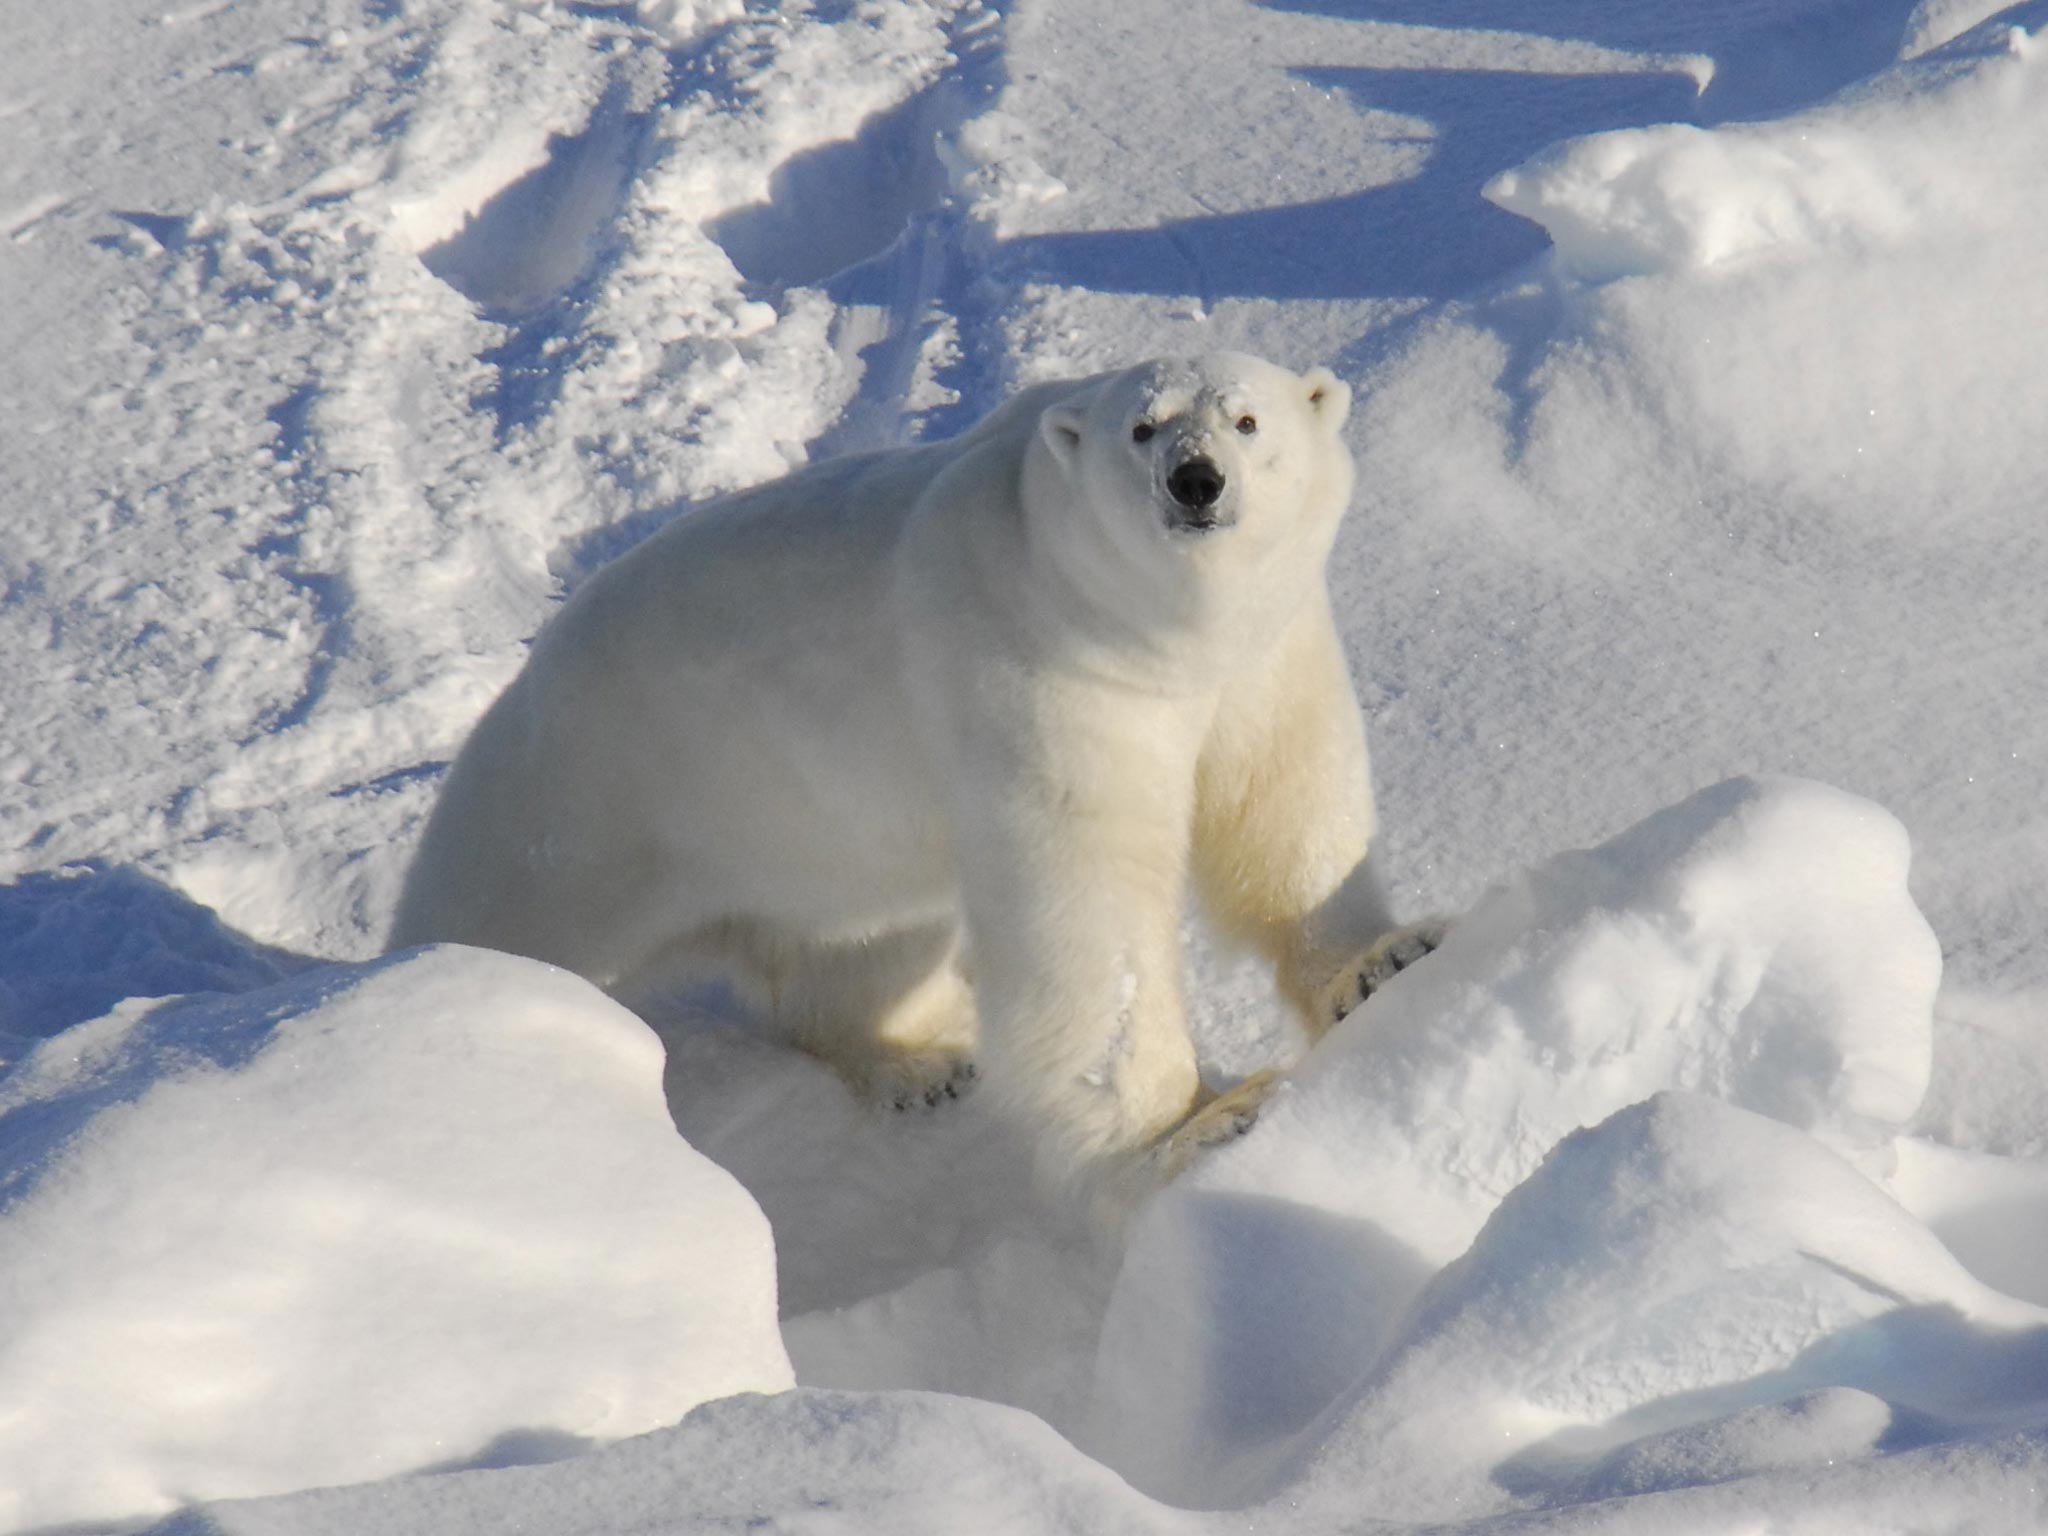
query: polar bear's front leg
[
  {"left": 1311, "top": 916, "right": 1451, "bottom": 1029},
  {"left": 948, "top": 721, "right": 1211, "bottom": 1202},
  {"left": 1193, "top": 599, "right": 1445, "bottom": 1040},
  {"left": 1149, "top": 1067, "right": 1283, "bottom": 1182}
]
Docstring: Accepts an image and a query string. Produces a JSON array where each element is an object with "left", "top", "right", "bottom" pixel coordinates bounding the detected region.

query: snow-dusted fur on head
[
  {"left": 996, "top": 354, "right": 1358, "bottom": 691},
  {"left": 392, "top": 351, "right": 1423, "bottom": 1227}
]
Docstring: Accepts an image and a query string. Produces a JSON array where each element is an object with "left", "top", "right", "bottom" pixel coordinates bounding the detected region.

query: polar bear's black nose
[{"left": 1167, "top": 457, "right": 1226, "bottom": 510}]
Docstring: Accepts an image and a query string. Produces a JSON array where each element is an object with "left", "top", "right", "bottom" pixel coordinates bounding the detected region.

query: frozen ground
[{"left": 3, "top": 0, "right": 2046, "bottom": 1531}]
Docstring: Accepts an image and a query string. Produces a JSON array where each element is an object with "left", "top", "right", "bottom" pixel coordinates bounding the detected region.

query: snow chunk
[
  {"left": 938, "top": 109, "right": 1068, "bottom": 234},
  {"left": 1213, "top": 774, "right": 1930, "bottom": 1236},
  {"left": 1253, "top": 775, "right": 1935, "bottom": 1235},
  {"left": 1484, "top": 26, "right": 2045, "bottom": 280},
  {"left": 1485, "top": 119, "right": 1916, "bottom": 280},
  {"left": 631, "top": 0, "right": 744, "bottom": 49},
  {"left": 1284, "top": 1092, "right": 2048, "bottom": 1523},
  {"left": 0, "top": 947, "right": 790, "bottom": 1533},
  {"left": 1090, "top": 777, "right": 1941, "bottom": 1502}
]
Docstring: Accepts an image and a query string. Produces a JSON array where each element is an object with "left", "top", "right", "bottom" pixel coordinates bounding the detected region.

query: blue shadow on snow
[
  {"left": 1261, "top": 0, "right": 1926, "bottom": 123},
  {"left": 999, "top": 64, "right": 1700, "bottom": 303},
  {"left": 994, "top": 0, "right": 1948, "bottom": 304},
  {"left": 0, "top": 864, "right": 315, "bottom": 1049}
]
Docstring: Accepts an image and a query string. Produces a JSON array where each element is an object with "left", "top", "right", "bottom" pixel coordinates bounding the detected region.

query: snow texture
[{"left": 3, "top": 0, "right": 2047, "bottom": 1531}]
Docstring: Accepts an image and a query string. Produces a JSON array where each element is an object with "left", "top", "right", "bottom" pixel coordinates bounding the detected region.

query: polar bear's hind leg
[{"left": 708, "top": 920, "right": 981, "bottom": 1110}]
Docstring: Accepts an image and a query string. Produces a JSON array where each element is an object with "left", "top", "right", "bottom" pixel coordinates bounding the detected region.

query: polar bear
[{"left": 391, "top": 352, "right": 1439, "bottom": 1215}]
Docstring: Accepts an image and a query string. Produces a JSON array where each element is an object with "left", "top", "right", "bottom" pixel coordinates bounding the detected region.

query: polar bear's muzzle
[{"left": 1164, "top": 455, "right": 1232, "bottom": 533}]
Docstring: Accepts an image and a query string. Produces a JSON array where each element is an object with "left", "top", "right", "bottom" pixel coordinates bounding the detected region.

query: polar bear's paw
[
  {"left": 1319, "top": 917, "right": 1451, "bottom": 1029},
  {"left": 1152, "top": 1069, "right": 1283, "bottom": 1182},
  {"left": 878, "top": 1051, "right": 980, "bottom": 1113}
]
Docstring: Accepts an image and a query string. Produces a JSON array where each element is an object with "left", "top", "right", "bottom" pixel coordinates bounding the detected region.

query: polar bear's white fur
[{"left": 392, "top": 353, "right": 1430, "bottom": 1210}]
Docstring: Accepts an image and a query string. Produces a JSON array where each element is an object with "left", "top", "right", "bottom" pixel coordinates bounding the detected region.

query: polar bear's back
[
  {"left": 389, "top": 385, "right": 1070, "bottom": 980},
  {"left": 564, "top": 369, "right": 1086, "bottom": 663}
]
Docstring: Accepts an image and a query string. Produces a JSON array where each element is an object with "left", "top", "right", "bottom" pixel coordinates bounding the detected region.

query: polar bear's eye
[
  {"left": 1235, "top": 415, "right": 1258, "bottom": 435},
  {"left": 1132, "top": 422, "right": 1155, "bottom": 443}
]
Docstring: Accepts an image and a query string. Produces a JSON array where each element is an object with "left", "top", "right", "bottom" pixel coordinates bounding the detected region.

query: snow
[
  {"left": 4, "top": 0, "right": 2047, "bottom": 1531},
  {"left": 179, "top": 1391, "right": 1186, "bottom": 1536},
  {"left": 1483, "top": 24, "right": 2045, "bottom": 280},
  {"left": 1278, "top": 1090, "right": 2048, "bottom": 1523},
  {"left": 1087, "top": 776, "right": 1953, "bottom": 1504},
  {"left": 0, "top": 947, "right": 790, "bottom": 1532},
  {"left": 123, "top": 1397, "right": 2048, "bottom": 1536}
]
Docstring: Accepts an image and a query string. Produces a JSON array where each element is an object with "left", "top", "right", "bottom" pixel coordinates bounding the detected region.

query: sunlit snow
[{"left": 2, "top": 0, "right": 2044, "bottom": 1532}]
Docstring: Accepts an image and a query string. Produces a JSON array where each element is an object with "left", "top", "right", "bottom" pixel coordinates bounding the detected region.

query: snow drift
[
  {"left": 0, "top": 947, "right": 790, "bottom": 1532},
  {"left": 1483, "top": 20, "right": 2044, "bottom": 280},
  {"left": 57, "top": 775, "right": 2039, "bottom": 1536},
  {"left": 1087, "top": 776, "right": 1955, "bottom": 1503}
]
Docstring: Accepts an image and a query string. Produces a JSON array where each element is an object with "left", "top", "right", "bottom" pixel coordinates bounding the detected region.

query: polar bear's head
[
  {"left": 1037, "top": 351, "right": 1353, "bottom": 547},
  {"left": 1029, "top": 353, "right": 1354, "bottom": 643}
]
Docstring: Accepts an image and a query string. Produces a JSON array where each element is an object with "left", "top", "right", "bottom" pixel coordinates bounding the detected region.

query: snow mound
[
  {"left": 1484, "top": 19, "right": 2044, "bottom": 280},
  {"left": 171, "top": 1388, "right": 1177, "bottom": 1536},
  {"left": 1284, "top": 1091, "right": 2048, "bottom": 1523},
  {"left": 1089, "top": 776, "right": 1943, "bottom": 1502},
  {"left": 167, "top": 1363, "right": 2048, "bottom": 1536},
  {"left": 0, "top": 946, "right": 790, "bottom": 1533}
]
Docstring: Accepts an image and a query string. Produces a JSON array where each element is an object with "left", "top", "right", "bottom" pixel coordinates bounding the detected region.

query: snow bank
[
  {"left": 165, "top": 1387, "right": 2048, "bottom": 1536},
  {"left": 1483, "top": 20, "right": 2044, "bottom": 280},
  {"left": 0, "top": 947, "right": 790, "bottom": 1533},
  {"left": 3, "top": 808, "right": 2030, "bottom": 1535},
  {"left": 1281, "top": 1091, "right": 2048, "bottom": 1524},
  {"left": 171, "top": 1389, "right": 1180, "bottom": 1536},
  {"left": 1089, "top": 776, "right": 1943, "bottom": 1502}
]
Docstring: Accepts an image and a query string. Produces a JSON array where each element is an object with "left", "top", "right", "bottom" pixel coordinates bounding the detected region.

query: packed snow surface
[{"left": 4, "top": 0, "right": 2046, "bottom": 1531}]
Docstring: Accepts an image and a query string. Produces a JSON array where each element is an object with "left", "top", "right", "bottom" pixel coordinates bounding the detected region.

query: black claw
[{"left": 884, "top": 1060, "right": 979, "bottom": 1115}]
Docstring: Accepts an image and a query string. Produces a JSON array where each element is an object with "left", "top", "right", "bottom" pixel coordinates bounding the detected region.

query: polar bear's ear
[
  {"left": 1304, "top": 367, "right": 1352, "bottom": 432},
  {"left": 1039, "top": 403, "right": 1088, "bottom": 474}
]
